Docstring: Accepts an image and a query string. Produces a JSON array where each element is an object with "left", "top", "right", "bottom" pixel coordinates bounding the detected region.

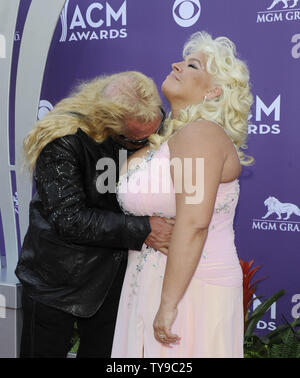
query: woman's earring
[{"left": 202, "top": 95, "right": 207, "bottom": 104}]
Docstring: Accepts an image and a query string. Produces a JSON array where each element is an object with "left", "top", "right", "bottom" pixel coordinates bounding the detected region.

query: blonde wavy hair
[
  {"left": 149, "top": 31, "right": 254, "bottom": 166},
  {"left": 23, "top": 71, "right": 162, "bottom": 173}
]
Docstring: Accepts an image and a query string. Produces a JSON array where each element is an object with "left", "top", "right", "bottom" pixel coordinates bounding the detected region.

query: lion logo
[
  {"left": 262, "top": 196, "right": 300, "bottom": 220},
  {"left": 267, "top": 0, "right": 299, "bottom": 10}
]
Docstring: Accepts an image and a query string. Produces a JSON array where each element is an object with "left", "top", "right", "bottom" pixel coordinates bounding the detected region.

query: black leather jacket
[{"left": 15, "top": 128, "right": 151, "bottom": 317}]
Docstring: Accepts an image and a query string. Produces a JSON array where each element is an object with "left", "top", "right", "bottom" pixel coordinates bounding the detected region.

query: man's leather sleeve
[{"left": 34, "top": 136, "right": 151, "bottom": 251}]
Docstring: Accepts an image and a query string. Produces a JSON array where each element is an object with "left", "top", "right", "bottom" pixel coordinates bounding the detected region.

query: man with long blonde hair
[{"left": 15, "top": 71, "right": 173, "bottom": 358}]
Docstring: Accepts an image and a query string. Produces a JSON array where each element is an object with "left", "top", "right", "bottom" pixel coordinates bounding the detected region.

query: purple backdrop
[{"left": 9, "top": 0, "right": 300, "bottom": 334}]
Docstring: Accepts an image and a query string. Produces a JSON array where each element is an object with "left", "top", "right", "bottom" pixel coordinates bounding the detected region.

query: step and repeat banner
[{"left": 1, "top": 0, "right": 299, "bottom": 334}]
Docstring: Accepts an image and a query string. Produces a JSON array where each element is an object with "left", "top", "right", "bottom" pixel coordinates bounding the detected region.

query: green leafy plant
[
  {"left": 240, "top": 258, "right": 300, "bottom": 358},
  {"left": 266, "top": 317, "right": 300, "bottom": 358},
  {"left": 244, "top": 316, "right": 300, "bottom": 358},
  {"left": 69, "top": 321, "right": 80, "bottom": 354}
]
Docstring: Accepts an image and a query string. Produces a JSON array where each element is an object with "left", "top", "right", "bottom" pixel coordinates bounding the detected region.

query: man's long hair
[{"left": 23, "top": 71, "right": 162, "bottom": 173}]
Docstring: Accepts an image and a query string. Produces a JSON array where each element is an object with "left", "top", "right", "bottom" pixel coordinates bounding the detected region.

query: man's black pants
[{"left": 19, "top": 261, "right": 127, "bottom": 358}]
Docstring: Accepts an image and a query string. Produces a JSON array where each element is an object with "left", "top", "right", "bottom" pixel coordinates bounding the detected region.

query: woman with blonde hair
[
  {"left": 15, "top": 71, "right": 173, "bottom": 358},
  {"left": 111, "top": 31, "right": 253, "bottom": 358}
]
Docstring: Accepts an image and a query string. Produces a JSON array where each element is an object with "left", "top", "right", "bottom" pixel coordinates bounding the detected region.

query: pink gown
[{"left": 111, "top": 139, "right": 244, "bottom": 358}]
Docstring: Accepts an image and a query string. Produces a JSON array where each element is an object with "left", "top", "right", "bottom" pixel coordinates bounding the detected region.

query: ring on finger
[{"left": 159, "top": 334, "right": 166, "bottom": 339}]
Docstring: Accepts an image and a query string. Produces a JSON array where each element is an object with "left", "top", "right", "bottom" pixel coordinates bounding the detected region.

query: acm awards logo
[
  {"left": 172, "top": 0, "right": 201, "bottom": 27},
  {"left": 59, "top": 0, "right": 127, "bottom": 43},
  {"left": 248, "top": 95, "right": 281, "bottom": 135},
  {"left": 252, "top": 196, "right": 300, "bottom": 232},
  {"left": 257, "top": 0, "right": 300, "bottom": 23}
]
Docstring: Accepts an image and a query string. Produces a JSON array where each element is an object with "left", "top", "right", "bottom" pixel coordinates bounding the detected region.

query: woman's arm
[{"left": 153, "top": 121, "right": 227, "bottom": 345}]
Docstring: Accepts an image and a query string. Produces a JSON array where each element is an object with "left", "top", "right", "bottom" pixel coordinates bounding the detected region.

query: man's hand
[{"left": 144, "top": 216, "right": 175, "bottom": 255}]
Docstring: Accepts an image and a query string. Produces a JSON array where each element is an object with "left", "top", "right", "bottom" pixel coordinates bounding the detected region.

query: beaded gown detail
[{"left": 111, "top": 140, "right": 244, "bottom": 358}]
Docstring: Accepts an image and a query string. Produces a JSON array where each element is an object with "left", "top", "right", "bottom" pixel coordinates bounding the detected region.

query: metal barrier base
[{"left": 0, "top": 269, "right": 22, "bottom": 358}]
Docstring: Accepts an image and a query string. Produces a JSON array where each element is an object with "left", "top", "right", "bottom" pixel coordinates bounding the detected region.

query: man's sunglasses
[{"left": 118, "top": 107, "right": 166, "bottom": 145}]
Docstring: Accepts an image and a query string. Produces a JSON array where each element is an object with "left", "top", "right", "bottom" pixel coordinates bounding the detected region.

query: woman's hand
[{"left": 153, "top": 304, "right": 181, "bottom": 346}]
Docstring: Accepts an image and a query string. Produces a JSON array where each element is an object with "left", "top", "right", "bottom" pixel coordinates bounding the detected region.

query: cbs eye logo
[{"left": 173, "top": 0, "right": 201, "bottom": 27}]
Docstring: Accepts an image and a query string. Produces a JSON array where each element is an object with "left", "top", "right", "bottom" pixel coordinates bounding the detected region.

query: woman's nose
[{"left": 172, "top": 61, "right": 182, "bottom": 72}]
